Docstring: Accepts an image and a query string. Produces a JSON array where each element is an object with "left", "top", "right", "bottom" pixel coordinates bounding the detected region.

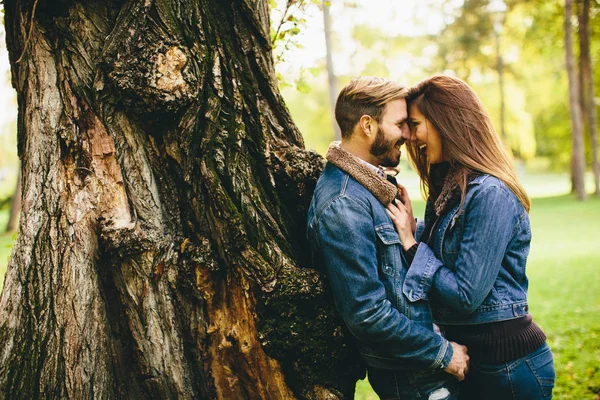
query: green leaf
[{"left": 296, "top": 79, "right": 311, "bottom": 93}]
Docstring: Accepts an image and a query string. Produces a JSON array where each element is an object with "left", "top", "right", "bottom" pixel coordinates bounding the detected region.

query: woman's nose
[{"left": 402, "top": 125, "right": 416, "bottom": 141}]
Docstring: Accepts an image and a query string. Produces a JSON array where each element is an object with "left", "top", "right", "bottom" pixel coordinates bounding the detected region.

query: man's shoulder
[{"left": 316, "top": 163, "right": 379, "bottom": 203}]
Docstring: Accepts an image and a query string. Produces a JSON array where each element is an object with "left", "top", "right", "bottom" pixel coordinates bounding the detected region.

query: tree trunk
[
  {"left": 5, "top": 167, "right": 21, "bottom": 233},
  {"left": 322, "top": 0, "right": 340, "bottom": 141},
  {"left": 0, "top": 1, "right": 363, "bottom": 399},
  {"left": 578, "top": 0, "right": 600, "bottom": 195},
  {"left": 565, "top": 0, "right": 587, "bottom": 200}
]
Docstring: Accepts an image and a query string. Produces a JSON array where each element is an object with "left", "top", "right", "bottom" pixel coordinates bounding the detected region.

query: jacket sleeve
[
  {"left": 316, "top": 195, "right": 453, "bottom": 370},
  {"left": 415, "top": 217, "right": 425, "bottom": 242},
  {"left": 403, "top": 185, "right": 518, "bottom": 314}
]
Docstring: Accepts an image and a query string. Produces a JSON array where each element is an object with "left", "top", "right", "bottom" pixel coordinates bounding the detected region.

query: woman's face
[{"left": 409, "top": 104, "right": 446, "bottom": 164}]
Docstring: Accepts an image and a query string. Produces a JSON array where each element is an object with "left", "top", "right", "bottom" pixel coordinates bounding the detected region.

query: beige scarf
[{"left": 325, "top": 141, "right": 398, "bottom": 205}]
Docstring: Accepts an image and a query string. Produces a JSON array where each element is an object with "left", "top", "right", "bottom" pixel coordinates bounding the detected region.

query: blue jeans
[
  {"left": 368, "top": 367, "right": 458, "bottom": 400},
  {"left": 459, "top": 343, "right": 555, "bottom": 400}
]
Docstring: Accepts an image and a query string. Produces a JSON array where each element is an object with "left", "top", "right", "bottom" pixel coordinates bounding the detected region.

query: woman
[{"left": 386, "top": 75, "right": 555, "bottom": 400}]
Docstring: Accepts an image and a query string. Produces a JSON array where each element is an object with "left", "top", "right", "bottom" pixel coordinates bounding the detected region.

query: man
[{"left": 306, "top": 77, "right": 469, "bottom": 399}]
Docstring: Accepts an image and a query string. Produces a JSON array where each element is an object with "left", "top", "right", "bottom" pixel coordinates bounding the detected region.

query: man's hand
[{"left": 444, "top": 342, "right": 470, "bottom": 381}]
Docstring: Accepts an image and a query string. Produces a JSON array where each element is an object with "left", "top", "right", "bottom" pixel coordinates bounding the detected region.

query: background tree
[
  {"left": 578, "top": 0, "right": 599, "bottom": 195},
  {"left": 564, "top": 0, "right": 587, "bottom": 200},
  {"left": 322, "top": 0, "right": 340, "bottom": 140},
  {"left": 0, "top": 0, "right": 363, "bottom": 398}
]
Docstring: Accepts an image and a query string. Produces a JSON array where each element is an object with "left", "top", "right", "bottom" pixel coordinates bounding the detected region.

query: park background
[{"left": 0, "top": 0, "right": 599, "bottom": 398}]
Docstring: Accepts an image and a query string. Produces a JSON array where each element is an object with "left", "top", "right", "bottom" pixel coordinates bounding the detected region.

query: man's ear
[{"left": 358, "top": 115, "right": 375, "bottom": 137}]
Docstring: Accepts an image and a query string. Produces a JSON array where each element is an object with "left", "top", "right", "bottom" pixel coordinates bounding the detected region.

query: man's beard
[{"left": 370, "top": 126, "right": 402, "bottom": 167}]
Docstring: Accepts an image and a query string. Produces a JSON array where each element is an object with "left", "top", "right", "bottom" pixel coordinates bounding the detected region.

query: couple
[{"left": 306, "top": 75, "right": 556, "bottom": 400}]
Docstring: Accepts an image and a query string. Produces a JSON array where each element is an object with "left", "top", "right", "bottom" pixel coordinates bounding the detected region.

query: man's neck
[{"left": 340, "top": 141, "right": 377, "bottom": 166}]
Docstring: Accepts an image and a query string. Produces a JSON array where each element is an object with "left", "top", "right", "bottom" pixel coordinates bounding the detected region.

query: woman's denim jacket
[
  {"left": 307, "top": 162, "right": 453, "bottom": 371},
  {"left": 403, "top": 174, "right": 531, "bottom": 325}
]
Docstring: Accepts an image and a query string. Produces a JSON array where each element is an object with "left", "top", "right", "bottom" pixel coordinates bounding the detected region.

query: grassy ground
[
  {"left": 356, "top": 193, "right": 600, "bottom": 399},
  {"left": 0, "top": 178, "right": 599, "bottom": 399}
]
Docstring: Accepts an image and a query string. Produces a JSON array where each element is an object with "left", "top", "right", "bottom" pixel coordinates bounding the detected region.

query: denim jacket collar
[{"left": 325, "top": 141, "right": 398, "bottom": 205}]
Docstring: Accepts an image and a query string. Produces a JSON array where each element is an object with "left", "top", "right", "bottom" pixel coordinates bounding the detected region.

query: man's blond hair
[{"left": 335, "top": 77, "right": 408, "bottom": 139}]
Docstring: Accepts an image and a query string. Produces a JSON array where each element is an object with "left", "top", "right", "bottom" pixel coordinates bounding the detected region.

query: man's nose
[{"left": 401, "top": 124, "right": 414, "bottom": 141}]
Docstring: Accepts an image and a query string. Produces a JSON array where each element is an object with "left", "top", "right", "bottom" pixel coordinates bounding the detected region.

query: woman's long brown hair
[{"left": 406, "top": 75, "right": 531, "bottom": 212}]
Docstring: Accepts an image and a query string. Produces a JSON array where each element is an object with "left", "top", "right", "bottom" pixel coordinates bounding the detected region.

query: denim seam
[
  {"left": 437, "top": 206, "right": 460, "bottom": 259},
  {"left": 431, "top": 339, "right": 448, "bottom": 370},
  {"left": 418, "top": 252, "right": 435, "bottom": 300},
  {"left": 507, "top": 366, "right": 517, "bottom": 399},
  {"left": 393, "top": 370, "right": 401, "bottom": 399},
  {"left": 315, "top": 193, "right": 371, "bottom": 228}
]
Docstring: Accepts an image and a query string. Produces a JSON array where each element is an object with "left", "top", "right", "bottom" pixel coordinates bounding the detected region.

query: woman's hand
[
  {"left": 396, "top": 182, "right": 416, "bottom": 234},
  {"left": 386, "top": 200, "right": 417, "bottom": 250}
]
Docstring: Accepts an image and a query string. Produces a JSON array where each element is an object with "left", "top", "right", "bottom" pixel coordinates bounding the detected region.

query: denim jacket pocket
[
  {"left": 375, "top": 225, "right": 401, "bottom": 277},
  {"left": 442, "top": 214, "right": 463, "bottom": 258}
]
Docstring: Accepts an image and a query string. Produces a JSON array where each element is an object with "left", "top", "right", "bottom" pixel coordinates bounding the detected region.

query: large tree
[{"left": 0, "top": 0, "right": 364, "bottom": 398}]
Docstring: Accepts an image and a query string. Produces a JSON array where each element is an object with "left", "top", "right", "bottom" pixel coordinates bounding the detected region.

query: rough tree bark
[
  {"left": 0, "top": 0, "right": 364, "bottom": 399},
  {"left": 578, "top": 0, "right": 599, "bottom": 195},
  {"left": 565, "top": 0, "right": 587, "bottom": 200}
]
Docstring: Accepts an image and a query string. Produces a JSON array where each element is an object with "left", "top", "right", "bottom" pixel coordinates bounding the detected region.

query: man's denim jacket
[
  {"left": 404, "top": 175, "right": 531, "bottom": 325},
  {"left": 307, "top": 147, "right": 453, "bottom": 371}
]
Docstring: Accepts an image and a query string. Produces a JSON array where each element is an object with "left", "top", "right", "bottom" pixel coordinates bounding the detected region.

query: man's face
[{"left": 369, "top": 99, "right": 411, "bottom": 167}]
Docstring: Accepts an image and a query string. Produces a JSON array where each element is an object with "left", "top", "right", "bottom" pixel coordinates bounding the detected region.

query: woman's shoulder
[
  {"left": 468, "top": 174, "right": 511, "bottom": 192},
  {"left": 466, "top": 174, "right": 522, "bottom": 209},
  {"left": 469, "top": 173, "right": 500, "bottom": 187}
]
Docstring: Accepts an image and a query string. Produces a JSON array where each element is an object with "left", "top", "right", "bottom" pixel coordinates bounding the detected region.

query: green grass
[
  {"left": 356, "top": 193, "right": 600, "bottom": 399},
  {"left": 526, "top": 195, "right": 600, "bottom": 399},
  {"left": 0, "top": 209, "right": 15, "bottom": 290}
]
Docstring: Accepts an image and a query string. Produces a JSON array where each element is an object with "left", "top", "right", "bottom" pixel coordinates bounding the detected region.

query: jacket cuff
[
  {"left": 415, "top": 218, "right": 425, "bottom": 242},
  {"left": 434, "top": 339, "right": 454, "bottom": 370},
  {"left": 402, "top": 243, "right": 444, "bottom": 302}
]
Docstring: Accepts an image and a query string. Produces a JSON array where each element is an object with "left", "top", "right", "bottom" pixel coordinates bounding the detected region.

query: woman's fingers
[
  {"left": 396, "top": 182, "right": 408, "bottom": 194},
  {"left": 385, "top": 209, "right": 397, "bottom": 222},
  {"left": 387, "top": 201, "right": 409, "bottom": 227},
  {"left": 393, "top": 199, "right": 408, "bottom": 213}
]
